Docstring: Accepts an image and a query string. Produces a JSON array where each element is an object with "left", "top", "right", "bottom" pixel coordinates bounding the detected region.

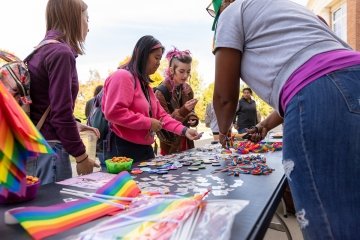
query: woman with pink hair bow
[{"left": 155, "top": 47, "right": 199, "bottom": 155}]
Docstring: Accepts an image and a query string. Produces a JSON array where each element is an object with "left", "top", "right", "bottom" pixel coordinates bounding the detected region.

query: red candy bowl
[{"left": 0, "top": 176, "right": 40, "bottom": 204}]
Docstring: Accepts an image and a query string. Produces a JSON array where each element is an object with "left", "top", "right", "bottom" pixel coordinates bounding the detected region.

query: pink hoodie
[{"left": 102, "top": 69, "right": 185, "bottom": 145}]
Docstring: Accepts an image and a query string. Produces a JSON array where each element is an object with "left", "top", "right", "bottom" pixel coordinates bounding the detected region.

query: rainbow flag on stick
[
  {"left": 7, "top": 171, "right": 141, "bottom": 240},
  {"left": 0, "top": 81, "right": 54, "bottom": 197},
  {"left": 78, "top": 191, "right": 209, "bottom": 240}
]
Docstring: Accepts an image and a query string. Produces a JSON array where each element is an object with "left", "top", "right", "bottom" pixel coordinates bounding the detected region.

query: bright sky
[{"left": 2, "top": 0, "right": 307, "bottom": 86}]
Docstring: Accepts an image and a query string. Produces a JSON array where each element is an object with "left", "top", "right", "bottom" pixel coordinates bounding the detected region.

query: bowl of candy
[
  {"left": 0, "top": 176, "right": 40, "bottom": 204},
  {"left": 105, "top": 157, "right": 133, "bottom": 174}
]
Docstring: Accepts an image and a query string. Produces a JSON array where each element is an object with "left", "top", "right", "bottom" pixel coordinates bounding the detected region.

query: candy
[
  {"left": 26, "top": 176, "right": 39, "bottom": 185},
  {"left": 110, "top": 156, "right": 132, "bottom": 163}
]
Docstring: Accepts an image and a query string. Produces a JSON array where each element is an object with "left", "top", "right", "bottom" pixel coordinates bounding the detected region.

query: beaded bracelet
[
  {"left": 219, "top": 132, "right": 228, "bottom": 137},
  {"left": 219, "top": 131, "right": 232, "bottom": 148},
  {"left": 76, "top": 154, "right": 88, "bottom": 164}
]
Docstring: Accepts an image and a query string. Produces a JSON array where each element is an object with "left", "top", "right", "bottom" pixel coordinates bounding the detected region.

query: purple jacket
[{"left": 28, "top": 30, "right": 85, "bottom": 157}]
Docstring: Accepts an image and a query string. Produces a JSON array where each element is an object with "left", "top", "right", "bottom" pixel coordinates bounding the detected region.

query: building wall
[
  {"left": 347, "top": 0, "right": 360, "bottom": 50},
  {"left": 307, "top": 0, "right": 339, "bottom": 24},
  {"left": 307, "top": 0, "right": 360, "bottom": 50}
]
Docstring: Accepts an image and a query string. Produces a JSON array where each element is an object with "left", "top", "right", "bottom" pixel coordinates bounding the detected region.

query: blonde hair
[{"left": 46, "top": 0, "right": 88, "bottom": 55}]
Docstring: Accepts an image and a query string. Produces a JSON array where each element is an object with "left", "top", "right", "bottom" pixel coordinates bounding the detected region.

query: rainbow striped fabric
[
  {"left": 0, "top": 81, "right": 54, "bottom": 197},
  {"left": 120, "top": 194, "right": 204, "bottom": 239},
  {"left": 79, "top": 191, "right": 207, "bottom": 240},
  {"left": 8, "top": 171, "right": 141, "bottom": 240}
]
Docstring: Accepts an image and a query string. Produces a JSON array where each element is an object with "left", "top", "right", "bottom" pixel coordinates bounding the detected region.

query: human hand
[
  {"left": 185, "top": 128, "right": 202, "bottom": 140},
  {"left": 76, "top": 157, "right": 100, "bottom": 175},
  {"left": 77, "top": 122, "right": 100, "bottom": 138},
  {"left": 184, "top": 99, "right": 198, "bottom": 111},
  {"left": 150, "top": 118, "right": 163, "bottom": 132},
  {"left": 246, "top": 124, "right": 268, "bottom": 143},
  {"left": 219, "top": 131, "right": 231, "bottom": 148},
  {"left": 187, "top": 116, "right": 199, "bottom": 127}
]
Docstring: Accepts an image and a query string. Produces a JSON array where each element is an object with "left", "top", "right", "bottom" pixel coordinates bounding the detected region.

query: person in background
[
  {"left": 212, "top": 0, "right": 360, "bottom": 238},
  {"left": 205, "top": 102, "right": 219, "bottom": 141},
  {"left": 155, "top": 47, "right": 199, "bottom": 155},
  {"left": 85, "top": 85, "right": 103, "bottom": 118},
  {"left": 102, "top": 36, "right": 201, "bottom": 162},
  {"left": 233, "top": 88, "right": 259, "bottom": 134},
  {"left": 27, "top": 0, "right": 99, "bottom": 185}
]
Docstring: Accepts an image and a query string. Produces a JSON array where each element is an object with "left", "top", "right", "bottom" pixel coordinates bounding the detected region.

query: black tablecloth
[{"left": 0, "top": 151, "right": 285, "bottom": 240}]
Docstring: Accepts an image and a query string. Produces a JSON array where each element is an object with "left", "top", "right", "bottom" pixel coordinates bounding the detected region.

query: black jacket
[{"left": 234, "top": 98, "right": 258, "bottom": 129}]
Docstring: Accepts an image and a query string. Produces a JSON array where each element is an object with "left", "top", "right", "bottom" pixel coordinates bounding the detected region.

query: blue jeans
[
  {"left": 26, "top": 142, "right": 72, "bottom": 185},
  {"left": 104, "top": 133, "right": 155, "bottom": 163},
  {"left": 97, "top": 151, "right": 106, "bottom": 171},
  {"left": 283, "top": 65, "right": 360, "bottom": 239}
]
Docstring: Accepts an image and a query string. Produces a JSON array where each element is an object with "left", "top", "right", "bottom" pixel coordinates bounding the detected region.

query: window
[{"left": 332, "top": 4, "right": 347, "bottom": 42}]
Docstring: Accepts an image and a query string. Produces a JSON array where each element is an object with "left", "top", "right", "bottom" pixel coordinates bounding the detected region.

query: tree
[
  {"left": 240, "top": 83, "right": 273, "bottom": 120},
  {"left": 150, "top": 59, "right": 167, "bottom": 88},
  {"left": 195, "top": 83, "right": 214, "bottom": 121},
  {"left": 194, "top": 81, "right": 273, "bottom": 122},
  {"left": 189, "top": 59, "right": 202, "bottom": 98},
  {"left": 74, "top": 55, "right": 204, "bottom": 122},
  {"left": 74, "top": 69, "right": 104, "bottom": 122},
  {"left": 118, "top": 56, "right": 130, "bottom": 68}
]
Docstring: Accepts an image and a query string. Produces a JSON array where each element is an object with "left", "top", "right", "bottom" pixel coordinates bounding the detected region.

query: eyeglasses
[{"left": 206, "top": 1, "right": 216, "bottom": 18}]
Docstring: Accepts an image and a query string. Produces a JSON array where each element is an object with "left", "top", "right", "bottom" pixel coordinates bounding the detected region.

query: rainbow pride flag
[
  {"left": 78, "top": 191, "right": 208, "bottom": 240},
  {"left": 0, "top": 81, "right": 54, "bottom": 197},
  {"left": 8, "top": 171, "right": 141, "bottom": 240}
]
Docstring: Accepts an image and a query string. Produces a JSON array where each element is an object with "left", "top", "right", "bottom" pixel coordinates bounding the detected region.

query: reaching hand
[
  {"left": 219, "top": 131, "right": 232, "bottom": 148},
  {"left": 77, "top": 122, "right": 100, "bottom": 138},
  {"left": 150, "top": 118, "right": 163, "bottom": 132},
  {"left": 76, "top": 157, "right": 100, "bottom": 175},
  {"left": 246, "top": 125, "right": 268, "bottom": 143},
  {"left": 185, "top": 128, "right": 202, "bottom": 140}
]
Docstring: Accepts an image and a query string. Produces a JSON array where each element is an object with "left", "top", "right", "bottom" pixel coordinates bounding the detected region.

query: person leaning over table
[
  {"left": 212, "top": 0, "right": 360, "bottom": 239},
  {"left": 102, "top": 35, "right": 201, "bottom": 162},
  {"left": 26, "top": 0, "right": 100, "bottom": 185}
]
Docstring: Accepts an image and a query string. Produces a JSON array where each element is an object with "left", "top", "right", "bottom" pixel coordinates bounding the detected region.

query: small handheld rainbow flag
[
  {"left": 0, "top": 81, "right": 54, "bottom": 197},
  {"left": 7, "top": 171, "right": 141, "bottom": 240},
  {"left": 78, "top": 190, "right": 209, "bottom": 240}
]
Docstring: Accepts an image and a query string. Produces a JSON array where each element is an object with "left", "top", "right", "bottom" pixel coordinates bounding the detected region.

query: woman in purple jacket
[{"left": 26, "top": 0, "right": 99, "bottom": 184}]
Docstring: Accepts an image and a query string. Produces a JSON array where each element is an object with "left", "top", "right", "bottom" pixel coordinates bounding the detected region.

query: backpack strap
[
  {"left": 36, "top": 106, "right": 51, "bottom": 130},
  {"left": 155, "top": 84, "right": 174, "bottom": 113},
  {"left": 0, "top": 51, "right": 21, "bottom": 63},
  {"left": 24, "top": 39, "right": 61, "bottom": 62},
  {"left": 30, "top": 40, "right": 60, "bottom": 130}
]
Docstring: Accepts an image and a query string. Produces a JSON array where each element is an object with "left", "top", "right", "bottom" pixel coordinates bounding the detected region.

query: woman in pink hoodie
[{"left": 102, "top": 35, "right": 201, "bottom": 162}]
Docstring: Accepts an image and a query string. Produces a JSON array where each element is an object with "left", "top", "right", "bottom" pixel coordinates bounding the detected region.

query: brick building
[{"left": 307, "top": 0, "right": 360, "bottom": 50}]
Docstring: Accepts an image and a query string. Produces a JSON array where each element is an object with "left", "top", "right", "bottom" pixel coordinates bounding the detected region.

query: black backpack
[
  {"left": 87, "top": 90, "right": 109, "bottom": 150},
  {"left": 87, "top": 73, "right": 136, "bottom": 150},
  {"left": 153, "top": 84, "right": 177, "bottom": 144}
]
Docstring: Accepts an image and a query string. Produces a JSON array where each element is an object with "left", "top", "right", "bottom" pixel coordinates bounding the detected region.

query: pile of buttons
[
  {"left": 132, "top": 154, "right": 221, "bottom": 174},
  {"left": 234, "top": 141, "right": 283, "bottom": 154},
  {"left": 213, "top": 154, "right": 274, "bottom": 176}
]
